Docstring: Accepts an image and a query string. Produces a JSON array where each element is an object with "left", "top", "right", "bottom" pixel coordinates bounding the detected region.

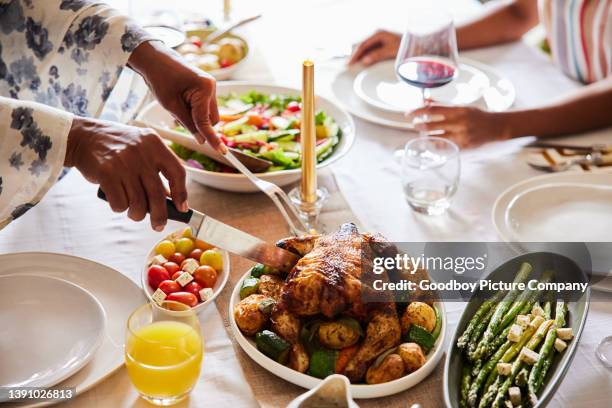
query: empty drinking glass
[{"left": 401, "top": 136, "right": 460, "bottom": 215}]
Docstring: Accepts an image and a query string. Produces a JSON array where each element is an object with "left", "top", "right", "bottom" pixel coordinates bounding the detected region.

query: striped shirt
[{"left": 539, "top": 0, "right": 612, "bottom": 83}]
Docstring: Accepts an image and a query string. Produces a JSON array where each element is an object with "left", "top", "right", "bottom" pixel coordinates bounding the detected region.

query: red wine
[{"left": 397, "top": 57, "right": 456, "bottom": 89}]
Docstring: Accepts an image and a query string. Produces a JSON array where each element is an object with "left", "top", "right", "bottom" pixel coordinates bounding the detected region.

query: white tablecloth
[{"left": 2, "top": 0, "right": 611, "bottom": 407}]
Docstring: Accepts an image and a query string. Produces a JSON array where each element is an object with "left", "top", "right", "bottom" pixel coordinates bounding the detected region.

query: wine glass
[
  {"left": 395, "top": 11, "right": 459, "bottom": 113},
  {"left": 125, "top": 301, "right": 203, "bottom": 406}
]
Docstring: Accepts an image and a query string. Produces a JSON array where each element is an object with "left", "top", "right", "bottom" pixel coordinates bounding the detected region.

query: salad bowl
[{"left": 136, "top": 82, "right": 355, "bottom": 193}]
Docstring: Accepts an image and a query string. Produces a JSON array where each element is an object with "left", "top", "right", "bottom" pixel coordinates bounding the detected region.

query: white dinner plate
[
  {"left": 0, "top": 253, "right": 146, "bottom": 407},
  {"left": 229, "top": 270, "right": 446, "bottom": 399},
  {"left": 137, "top": 82, "right": 355, "bottom": 193},
  {"left": 332, "top": 58, "right": 515, "bottom": 130},
  {"left": 0, "top": 275, "right": 105, "bottom": 394},
  {"left": 492, "top": 171, "right": 612, "bottom": 289},
  {"left": 354, "top": 60, "right": 491, "bottom": 113}
]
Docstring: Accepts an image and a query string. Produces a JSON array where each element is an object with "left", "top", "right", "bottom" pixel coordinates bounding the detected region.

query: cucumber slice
[
  {"left": 308, "top": 349, "right": 337, "bottom": 379},
  {"left": 269, "top": 129, "right": 300, "bottom": 141},
  {"left": 255, "top": 330, "right": 290, "bottom": 364},
  {"left": 270, "top": 116, "right": 291, "bottom": 130},
  {"left": 407, "top": 324, "right": 435, "bottom": 352},
  {"left": 239, "top": 277, "right": 260, "bottom": 299},
  {"left": 222, "top": 116, "right": 249, "bottom": 135},
  {"left": 431, "top": 305, "right": 442, "bottom": 341},
  {"left": 228, "top": 131, "right": 269, "bottom": 144}
]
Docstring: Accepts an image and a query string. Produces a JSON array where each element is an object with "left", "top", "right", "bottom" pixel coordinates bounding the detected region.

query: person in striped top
[{"left": 350, "top": 0, "right": 612, "bottom": 148}]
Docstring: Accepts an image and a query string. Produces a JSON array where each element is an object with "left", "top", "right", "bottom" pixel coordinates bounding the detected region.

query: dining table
[{"left": 1, "top": 0, "right": 611, "bottom": 407}]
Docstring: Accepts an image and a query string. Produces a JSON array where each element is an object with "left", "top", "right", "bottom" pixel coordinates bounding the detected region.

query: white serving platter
[{"left": 229, "top": 269, "right": 446, "bottom": 399}]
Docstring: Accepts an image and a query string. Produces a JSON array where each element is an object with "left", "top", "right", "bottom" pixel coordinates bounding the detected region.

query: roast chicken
[{"left": 270, "top": 223, "right": 401, "bottom": 382}]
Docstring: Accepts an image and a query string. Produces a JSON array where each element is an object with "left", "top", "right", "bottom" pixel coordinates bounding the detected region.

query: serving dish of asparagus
[{"left": 444, "top": 253, "right": 590, "bottom": 408}]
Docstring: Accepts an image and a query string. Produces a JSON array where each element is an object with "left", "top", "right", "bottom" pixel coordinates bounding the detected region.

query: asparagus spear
[
  {"left": 527, "top": 300, "right": 567, "bottom": 405},
  {"left": 483, "top": 316, "right": 545, "bottom": 392},
  {"left": 473, "top": 263, "right": 533, "bottom": 360},
  {"left": 483, "top": 326, "right": 512, "bottom": 361},
  {"left": 498, "top": 271, "right": 553, "bottom": 331},
  {"left": 458, "top": 292, "right": 505, "bottom": 349},
  {"left": 543, "top": 300, "right": 552, "bottom": 320},
  {"left": 492, "top": 320, "right": 553, "bottom": 407},
  {"left": 478, "top": 376, "right": 501, "bottom": 408},
  {"left": 460, "top": 365, "right": 472, "bottom": 408},
  {"left": 468, "top": 306, "right": 496, "bottom": 360},
  {"left": 515, "top": 367, "right": 529, "bottom": 387},
  {"left": 468, "top": 339, "right": 513, "bottom": 406}
]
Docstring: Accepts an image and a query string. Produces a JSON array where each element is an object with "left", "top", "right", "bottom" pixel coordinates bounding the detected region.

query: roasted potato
[
  {"left": 401, "top": 301, "right": 436, "bottom": 335},
  {"left": 398, "top": 342, "right": 426, "bottom": 372},
  {"left": 258, "top": 274, "right": 283, "bottom": 300},
  {"left": 233, "top": 294, "right": 270, "bottom": 336},
  {"left": 318, "top": 318, "right": 361, "bottom": 350},
  {"left": 365, "top": 353, "right": 405, "bottom": 384}
]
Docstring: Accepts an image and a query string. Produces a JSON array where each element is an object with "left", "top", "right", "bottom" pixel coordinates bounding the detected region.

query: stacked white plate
[
  {"left": 331, "top": 58, "right": 515, "bottom": 129},
  {"left": 0, "top": 253, "right": 146, "bottom": 406},
  {"left": 492, "top": 171, "right": 612, "bottom": 292}
]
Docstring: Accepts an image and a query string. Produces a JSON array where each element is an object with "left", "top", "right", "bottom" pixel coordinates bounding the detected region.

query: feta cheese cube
[
  {"left": 509, "top": 387, "right": 522, "bottom": 406},
  {"left": 181, "top": 258, "right": 199, "bottom": 274},
  {"left": 176, "top": 271, "right": 194, "bottom": 287},
  {"left": 516, "top": 314, "right": 530, "bottom": 328},
  {"left": 531, "top": 305, "right": 544, "bottom": 317},
  {"left": 199, "top": 287, "right": 214, "bottom": 302},
  {"left": 519, "top": 347, "right": 540, "bottom": 365},
  {"left": 150, "top": 254, "right": 167, "bottom": 266},
  {"left": 497, "top": 362, "right": 512, "bottom": 376},
  {"left": 556, "top": 327, "right": 574, "bottom": 341},
  {"left": 151, "top": 288, "right": 167, "bottom": 305},
  {"left": 508, "top": 324, "right": 523, "bottom": 342},
  {"left": 529, "top": 315, "right": 545, "bottom": 330},
  {"left": 554, "top": 338, "right": 567, "bottom": 352}
]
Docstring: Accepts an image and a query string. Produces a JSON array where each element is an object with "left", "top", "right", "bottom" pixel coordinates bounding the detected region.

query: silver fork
[{"left": 223, "top": 150, "right": 309, "bottom": 236}]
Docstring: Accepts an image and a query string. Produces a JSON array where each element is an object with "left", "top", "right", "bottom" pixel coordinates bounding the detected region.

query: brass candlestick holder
[{"left": 289, "top": 60, "right": 328, "bottom": 233}]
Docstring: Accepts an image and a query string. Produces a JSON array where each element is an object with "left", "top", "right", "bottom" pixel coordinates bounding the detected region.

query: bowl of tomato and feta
[
  {"left": 143, "top": 227, "right": 230, "bottom": 312},
  {"left": 136, "top": 82, "right": 355, "bottom": 193}
]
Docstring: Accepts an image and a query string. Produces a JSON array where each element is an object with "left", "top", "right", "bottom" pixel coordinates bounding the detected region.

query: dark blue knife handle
[{"left": 96, "top": 188, "right": 193, "bottom": 224}]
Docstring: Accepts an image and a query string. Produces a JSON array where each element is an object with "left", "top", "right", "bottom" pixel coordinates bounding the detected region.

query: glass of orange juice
[{"left": 125, "top": 301, "right": 203, "bottom": 406}]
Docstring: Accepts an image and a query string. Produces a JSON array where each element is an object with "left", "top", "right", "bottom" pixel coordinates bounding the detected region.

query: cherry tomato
[
  {"left": 163, "top": 262, "right": 180, "bottom": 275},
  {"left": 287, "top": 101, "right": 301, "bottom": 112},
  {"left": 148, "top": 265, "right": 170, "bottom": 290},
  {"left": 220, "top": 58, "right": 233, "bottom": 68},
  {"left": 167, "top": 292, "right": 198, "bottom": 307},
  {"left": 171, "top": 271, "right": 182, "bottom": 281},
  {"left": 193, "top": 265, "right": 217, "bottom": 288},
  {"left": 189, "top": 35, "right": 202, "bottom": 48},
  {"left": 195, "top": 239, "right": 214, "bottom": 251},
  {"left": 188, "top": 248, "right": 203, "bottom": 261},
  {"left": 175, "top": 237, "right": 195, "bottom": 256},
  {"left": 200, "top": 249, "right": 223, "bottom": 271},
  {"left": 158, "top": 280, "right": 181, "bottom": 295},
  {"left": 181, "top": 227, "right": 194, "bottom": 239},
  {"left": 183, "top": 281, "right": 204, "bottom": 301},
  {"left": 169, "top": 252, "right": 186, "bottom": 265},
  {"left": 247, "top": 113, "right": 265, "bottom": 127},
  {"left": 155, "top": 240, "right": 175, "bottom": 259}
]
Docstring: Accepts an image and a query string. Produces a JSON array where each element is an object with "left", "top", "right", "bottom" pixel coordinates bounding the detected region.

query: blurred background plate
[{"left": 353, "top": 59, "right": 491, "bottom": 113}]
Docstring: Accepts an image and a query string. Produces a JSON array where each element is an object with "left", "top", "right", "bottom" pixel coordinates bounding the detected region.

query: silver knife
[{"left": 97, "top": 188, "right": 299, "bottom": 271}]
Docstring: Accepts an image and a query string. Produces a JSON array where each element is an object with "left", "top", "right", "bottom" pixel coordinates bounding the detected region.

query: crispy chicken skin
[{"left": 272, "top": 223, "right": 401, "bottom": 380}]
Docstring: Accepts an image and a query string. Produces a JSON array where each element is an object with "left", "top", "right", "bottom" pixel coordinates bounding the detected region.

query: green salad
[{"left": 169, "top": 91, "right": 342, "bottom": 173}]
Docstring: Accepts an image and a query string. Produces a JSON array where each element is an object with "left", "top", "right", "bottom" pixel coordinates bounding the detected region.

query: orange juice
[{"left": 125, "top": 320, "right": 203, "bottom": 399}]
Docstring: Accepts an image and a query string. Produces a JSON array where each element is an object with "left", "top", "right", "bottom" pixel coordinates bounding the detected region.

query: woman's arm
[
  {"left": 456, "top": 0, "right": 539, "bottom": 50},
  {"left": 406, "top": 77, "right": 612, "bottom": 147},
  {"left": 350, "top": 0, "right": 539, "bottom": 65}
]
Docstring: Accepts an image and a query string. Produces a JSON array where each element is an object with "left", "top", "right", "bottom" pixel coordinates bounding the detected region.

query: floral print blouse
[{"left": 0, "top": 0, "right": 153, "bottom": 229}]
